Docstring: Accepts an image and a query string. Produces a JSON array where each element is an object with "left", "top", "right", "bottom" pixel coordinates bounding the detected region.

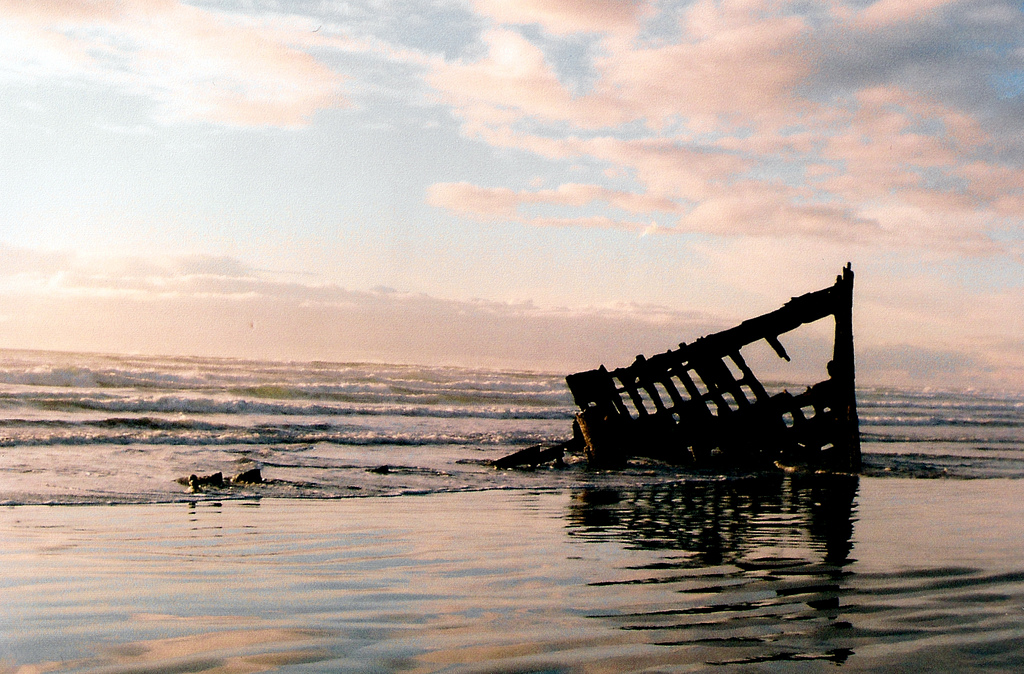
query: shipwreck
[{"left": 496, "top": 265, "right": 860, "bottom": 473}]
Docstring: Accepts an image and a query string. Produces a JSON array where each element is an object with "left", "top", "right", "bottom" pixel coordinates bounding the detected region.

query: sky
[{"left": 1, "top": 0, "right": 1023, "bottom": 390}]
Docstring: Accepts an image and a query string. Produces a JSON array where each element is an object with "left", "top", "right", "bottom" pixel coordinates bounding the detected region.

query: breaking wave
[{"left": 1, "top": 350, "right": 1023, "bottom": 505}]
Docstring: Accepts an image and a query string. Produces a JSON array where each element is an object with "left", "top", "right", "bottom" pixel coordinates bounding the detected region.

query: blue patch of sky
[
  {"left": 777, "top": 124, "right": 811, "bottom": 137},
  {"left": 75, "top": 29, "right": 142, "bottom": 73},
  {"left": 779, "top": 0, "right": 846, "bottom": 28},
  {"left": 905, "top": 116, "right": 947, "bottom": 138},
  {"left": 385, "top": 3, "right": 486, "bottom": 60},
  {"left": 713, "top": 125, "right": 756, "bottom": 142},
  {"left": 793, "top": 185, "right": 847, "bottom": 207},
  {"left": 912, "top": 166, "right": 969, "bottom": 192},
  {"left": 606, "top": 118, "right": 665, "bottom": 140},
  {"left": 510, "top": 114, "right": 726, "bottom": 145},
  {"left": 516, "top": 25, "right": 603, "bottom": 97},
  {"left": 187, "top": 0, "right": 271, "bottom": 11},
  {"left": 635, "top": 0, "right": 688, "bottom": 47},
  {"left": 991, "top": 71, "right": 1024, "bottom": 99},
  {"left": 651, "top": 116, "right": 696, "bottom": 138},
  {"left": 203, "top": 0, "right": 485, "bottom": 60},
  {"left": 638, "top": 0, "right": 847, "bottom": 37},
  {"left": 500, "top": 153, "right": 612, "bottom": 192},
  {"left": 322, "top": 49, "right": 435, "bottom": 112},
  {"left": 594, "top": 170, "right": 650, "bottom": 198},
  {"left": 739, "top": 156, "right": 809, "bottom": 187},
  {"left": 989, "top": 223, "right": 1024, "bottom": 243}
]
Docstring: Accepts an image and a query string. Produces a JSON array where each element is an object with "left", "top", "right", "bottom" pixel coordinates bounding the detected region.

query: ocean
[
  {"left": 2, "top": 349, "right": 1022, "bottom": 505},
  {"left": 3, "top": 349, "right": 1024, "bottom": 672}
]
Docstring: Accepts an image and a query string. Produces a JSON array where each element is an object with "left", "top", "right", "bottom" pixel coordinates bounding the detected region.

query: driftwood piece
[
  {"left": 493, "top": 443, "right": 568, "bottom": 469},
  {"left": 175, "top": 471, "right": 224, "bottom": 493},
  {"left": 565, "top": 265, "right": 860, "bottom": 473},
  {"left": 177, "top": 468, "right": 264, "bottom": 492},
  {"left": 233, "top": 468, "right": 263, "bottom": 484}
]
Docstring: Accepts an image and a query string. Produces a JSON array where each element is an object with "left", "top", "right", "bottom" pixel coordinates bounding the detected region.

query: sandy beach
[{"left": 4, "top": 477, "right": 1024, "bottom": 673}]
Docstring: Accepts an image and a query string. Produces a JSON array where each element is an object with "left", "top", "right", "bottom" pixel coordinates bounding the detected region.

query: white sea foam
[{"left": 1, "top": 350, "right": 1023, "bottom": 504}]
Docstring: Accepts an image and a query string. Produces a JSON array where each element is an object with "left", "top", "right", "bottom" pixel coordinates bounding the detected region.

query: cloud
[
  {"left": 601, "top": 2, "right": 816, "bottom": 125},
  {"left": 421, "top": 0, "right": 1024, "bottom": 253},
  {"left": 858, "top": 344, "right": 982, "bottom": 389},
  {"left": 427, "top": 181, "right": 681, "bottom": 225},
  {"left": 854, "top": 0, "right": 959, "bottom": 29},
  {"left": 0, "top": 0, "right": 348, "bottom": 127},
  {"left": 0, "top": 248, "right": 734, "bottom": 371},
  {"left": 427, "top": 27, "right": 629, "bottom": 129},
  {"left": 1, "top": 246, "right": 1021, "bottom": 389},
  {"left": 469, "top": 0, "right": 650, "bottom": 36},
  {"left": 0, "top": 246, "right": 1016, "bottom": 385},
  {"left": 431, "top": 0, "right": 816, "bottom": 131}
]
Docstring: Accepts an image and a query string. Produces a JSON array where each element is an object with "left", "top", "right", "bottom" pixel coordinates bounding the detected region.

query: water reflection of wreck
[
  {"left": 567, "top": 474, "right": 859, "bottom": 665},
  {"left": 567, "top": 474, "right": 857, "bottom": 568},
  {"left": 566, "top": 265, "right": 860, "bottom": 473}
]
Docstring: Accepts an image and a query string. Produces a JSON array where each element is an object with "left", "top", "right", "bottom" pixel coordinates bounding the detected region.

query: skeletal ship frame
[{"left": 564, "top": 265, "right": 860, "bottom": 473}]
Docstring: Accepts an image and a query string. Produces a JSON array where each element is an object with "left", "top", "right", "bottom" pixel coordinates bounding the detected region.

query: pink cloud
[
  {"left": 526, "top": 215, "right": 654, "bottom": 232},
  {"left": 675, "top": 182, "right": 881, "bottom": 241},
  {"left": 597, "top": 4, "right": 815, "bottom": 124},
  {"left": 420, "top": 0, "right": 1024, "bottom": 254},
  {"left": 427, "top": 182, "right": 520, "bottom": 218},
  {"left": 469, "top": 0, "right": 650, "bottom": 35},
  {"left": 433, "top": 95, "right": 1021, "bottom": 249},
  {"left": 427, "top": 28, "right": 628, "bottom": 129},
  {"left": 431, "top": 1, "right": 817, "bottom": 131},
  {"left": 0, "top": 247, "right": 739, "bottom": 372},
  {"left": 427, "top": 181, "right": 680, "bottom": 227},
  {"left": 808, "top": 87, "right": 1024, "bottom": 244},
  {"left": 0, "top": 0, "right": 347, "bottom": 127},
  {"left": 578, "top": 137, "right": 749, "bottom": 200},
  {"left": 437, "top": 129, "right": 751, "bottom": 200},
  {"left": 855, "top": 0, "right": 959, "bottom": 29}
]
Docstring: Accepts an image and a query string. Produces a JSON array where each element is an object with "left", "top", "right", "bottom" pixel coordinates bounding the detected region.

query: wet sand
[{"left": 4, "top": 477, "right": 1024, "bottom": 672}]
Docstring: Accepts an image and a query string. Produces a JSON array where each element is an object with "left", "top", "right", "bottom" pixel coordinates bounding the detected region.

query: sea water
[
  {"left": 1, "top": 349, "right": 1023, "bottom": 505},
  {"left": 3, "top": 349, "right": 1024, "bottom": 672}
]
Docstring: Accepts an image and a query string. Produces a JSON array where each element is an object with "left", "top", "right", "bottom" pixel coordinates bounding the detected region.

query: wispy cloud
[
  {"left": 427, "top": 180, "right": 681, "bottom": 232},
  {"left": 853, "top": 0, "right": 961, "bottom": 29},
  {"left": 469, "top": 0, "right": 651, "bottom": 36},
  {"left": 0, "top": 0, "right": 348, "bottom": 126}
]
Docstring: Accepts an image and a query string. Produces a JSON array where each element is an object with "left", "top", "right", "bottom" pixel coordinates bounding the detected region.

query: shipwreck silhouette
[{"left": 495, "top": 265, "right": 860, "bottom": 473}]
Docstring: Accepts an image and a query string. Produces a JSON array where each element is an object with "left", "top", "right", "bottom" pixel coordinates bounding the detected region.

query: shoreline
[{"left": 4, "top": 466, "right": 1024, "bottom": 508}]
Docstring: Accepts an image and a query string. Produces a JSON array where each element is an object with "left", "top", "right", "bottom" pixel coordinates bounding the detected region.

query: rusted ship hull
[{"left": 565, "top": 265, "right": 860, "bottom": 473}]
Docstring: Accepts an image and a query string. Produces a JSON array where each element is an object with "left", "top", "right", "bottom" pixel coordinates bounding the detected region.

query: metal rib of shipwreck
[{"left": 565, "top": 264, "right": 860, "bottom": 473}]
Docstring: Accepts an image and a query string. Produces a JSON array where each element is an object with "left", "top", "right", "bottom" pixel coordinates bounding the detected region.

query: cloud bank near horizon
[{"left": 0, "top": 249, "right": 1019, "bottom": 390}]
